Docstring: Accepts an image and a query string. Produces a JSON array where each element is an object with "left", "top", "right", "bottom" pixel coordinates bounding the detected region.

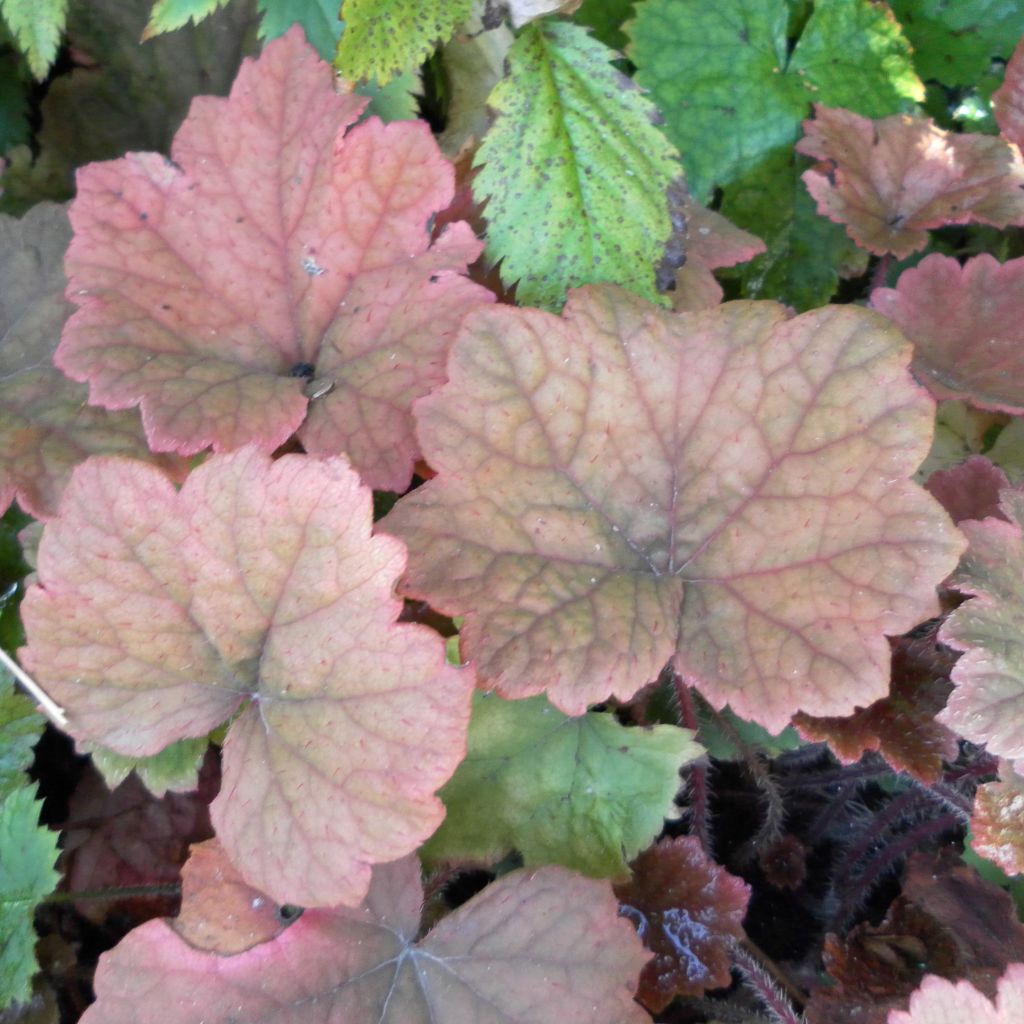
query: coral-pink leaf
[
  {"left": 383, "top": 285, "right": 964, "bottom": 729},
  {"left": 613, "top": 836, "right": 750, "bottom": 1012},
  {"left": 0, "top": 203, "right": 177, "bottom": 519},
  {"left": 972, "top": 761, "right": 1024, "bottom": 877},
  {"left": 81, "top": 857, "right": 650, "bottom": 1024},
  {"left": 21, "top": 447, "right": 472, "bottom": 907},
  {"left": 872, "top": 255, "right": 1024, "bottom": 413},
  {"left": 939, "top": 490, "right": 1024, "bottom": 764},
  {"left": 797, "top": 105, "right": 1024, "bottom": 258},
  {"left": 995, "top": 36, "right": 1024, "bottom": 152},
  {"left": 56, "top": 28, "right": 491, "bottom": 490},
  {"left": 887, "top": 964, "right": 1024, "bottom": 1024}
]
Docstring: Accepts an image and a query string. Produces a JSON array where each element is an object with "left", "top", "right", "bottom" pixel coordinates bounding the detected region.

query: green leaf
[
  {"left": 628, "top": 0, "right": 922, "bottom": 201},
  {"left": 0, "top": 786, "right": 59, "bottom": 1010},
  {"left": 257, "top": 0, "right": 341, "bottom": 61},
  {"left": 0, "top": 667, "right": 43, "bottom": 801},
  {"left": 355, "top": 68, "right": 420, "bottom": 122},
  {"left": 572, "top": 0, "right": 634, "bottom": 51},
  {"left": 143, "top": 0, "right": 231, "bottom": 38},
  {"left": 890, "top": 0, "right": 1024, "bottom": 87},
  {"left": 88, "top": 735, "right": 210, "bottom": 797},
  {"left": 422, "top": 692, "right": 702, "bottom": 878},
  {"left": 720, "top": 149, "right": 868, "bottom": 309},
  {"left": 0, "top": 48, "right": 29, "bottom": 150},
  {"left": 335, "top": 0, "right": 472, "bottom": 83},
  {"left": 474, "top": 20, "right": 684, "bottom": 309},
  {"left": 0, "top": 0, "right": 67, "bottom": 78},
  {"left": 694, "top": 702, "right": 804, "bottom": 761}
]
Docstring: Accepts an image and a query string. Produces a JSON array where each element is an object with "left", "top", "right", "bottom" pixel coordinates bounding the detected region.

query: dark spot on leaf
[
  {"left": 138, "top": 212, "right": 148, "bottom": 221},
  {"left": 289, "top": 362, "right": 316, "bottom": 379}
]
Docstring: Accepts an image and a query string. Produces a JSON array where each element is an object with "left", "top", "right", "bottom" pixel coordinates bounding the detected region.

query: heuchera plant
[{"left": 5, "top": 2, "right": 1024, "bottom": 1022}]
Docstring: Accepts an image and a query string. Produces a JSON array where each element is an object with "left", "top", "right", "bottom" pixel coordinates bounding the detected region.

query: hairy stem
[
  {"left": 43, "top": 883, "right": 181, "bottom": 904},
  {"left": 732, "top": 944, "right": 806, "bottom": 1024},
  {"left": 672, "top": 673, "right": 713, "bottom": 856}
]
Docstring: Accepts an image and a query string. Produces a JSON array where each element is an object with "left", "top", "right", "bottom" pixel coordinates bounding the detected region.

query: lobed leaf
[
  {"left": 473, "top": 19, "right": 685, "bottom": 310},
  {"left": 256, "top": 0, "right": 342, "bottom": 61},
  {"left": 995, "top": 35, "right": 1024, "bottom": 151},
  {"left": 57, "top": 29, "right": 491, "bottom": 491},
  {"left": 798, "top": 105, "right": 1024, "bottom": 258},
  {"left": 422, "top": 691, "right": 701, "bottom": 877},
  {"left": 939, "top": 489, "right": 1024, "bottom": 767},
  {"left": 614, "top": 836, "right": 750, "bottom": 1012},
  {"left": 891, "top": 0, "right": 1024, "bottom": 88},
  {"left": 972, "top": 761, "right": 1024, "bottom": 877},
  {"left": 872, "top": 255, "right": 1024, "bottom": 413},
  {"left": 627, "top": 0, "right": 922, "bottom": 202},
  {"left": 887, "top": 964, "right": 1024, "bottom": 1024},
  {"left": 21, "top": 447, "right": 472, "bottom": 907},
  {"left": 384, "top": 285, "right": 963, "bottom": 730},
  {"left": 82, "top": 854, "right": 650, "bottom": 1024},
  {"left": 0, "top": 203, "right": 175, "bottom": 519},
  {"left": 335, "top": 0, "right": 473, "bottom": 83}
]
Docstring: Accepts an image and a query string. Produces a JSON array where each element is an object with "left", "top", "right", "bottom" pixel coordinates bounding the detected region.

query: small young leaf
[
  {"left": 614, "top": 836, "right": 750, "bottom": 1012},
  {"left": 383, "top": 285, "right": 964, "bottom": 731},
  {"left": 940, "top": 490, "right": 1024, "bottom": 767},
  {"left": 628, "top": 0, "right": 922, "bottom": 202},
  {"left": 925, "top": 455, "right": 1010, "bottom": 526},
  {"left": 0, "top": 203, "right": 174, "bottom": 519},
  {"left": 57, "top": 28, "right": 490, "bottom": 491},
  {"left": 872, "top": 255, "right": 1024, "bottom": 413},
  {"left": 88, "top": 736, "right": 211, "bottom": 797},
  {"left": 82, "top": 856, "right": 650, "bottom": 1024},
  {"left": 0, "top": 787, "right": 59, "bottom": 1009},
  {"left": 473, "top": 19, "right": 685, "bottom": 309},
  {"left": 423, "top": 691, "right": 701, "bottom": 877},
  {"left": 143, "top": 0, "right": 230, "bottom": 38},
  {"left": 335, "top": 0, "right": 472, "bottom": 83},
  {"left": 0, "top": 0, "right": 67, "bottom": 78},
  {"left": 887, "top": 964, "right": 1024, "bottom": 1024},
  {"left": 798, "top": 106, "right": 1024, "bottom": 258},
  {"left": 972, "top": 761, "right": 1024, "bottom": 877},
  {"left": 21, "top": 447, "right": 473, "bottom": 907}
]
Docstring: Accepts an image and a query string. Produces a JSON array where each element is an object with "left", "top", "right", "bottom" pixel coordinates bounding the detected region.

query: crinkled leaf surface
[
  {"left": 995, "top": 36, "right": 1024, "bottom": 151},
  {"left": 939, "top": 489, "right": 1024, "bottom": 766},
  {"left": 972, "top": 761, "right": 1024, "bottom": 877},
  {"left": 794, "top": 624, "right": 958, "bottom": 783},
  {"left": 143, "top": 0, "right": 230, "bottom": 37},
  {"left": 473, "top": 19, "right": 684, "bottom": 310},
  {"left": 384, "top": 285, "right": 963, "bottom": 730},
  {"left": 82, "top": 855, "right": 650, "bottom": 1024},
  {"left": 336, "top": 0, "right": 472, "bottom": 83},
  {"left": 798, "top": 105, "right": 1024, "bottom": 258},
  {"left": 0, "top": 0, "right": 66, "bottom": 78},
  {"left": 872, "top": 255, "right": 1024, "bottom": 413},
  {"left": 0, "top": 204, "right": 172, "bottom": 519},
  {"left": 888, "top": 965, "right": 1024, "bottom": 1024},
  {"left": 614, "top": 836, "right": 750, "bottom": 1012},
  {"left": 627, "top": 0, "right": 922, "bottom": 202},
  {"left": 57, "top": 28, "right": 490, "bottom": 490},
  {"left": 925, "top": 455, "right": 1010, "bottom": 526},
  {"left": 422, "top": 691, "right": 701, "bottom": 877},
  {"left": 21, "top": 447, "right": 472, "bottom": 907},
  {"left": 891, "top": 0, "right": 1024, "bottom": 87},
  {"left": 257, "top": 0, "right": 342, "bottom": 60}
]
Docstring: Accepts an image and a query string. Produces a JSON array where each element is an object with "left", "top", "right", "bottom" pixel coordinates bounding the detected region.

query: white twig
[{"left": 0, "top": 646, "right": 68, "bottom": 729}]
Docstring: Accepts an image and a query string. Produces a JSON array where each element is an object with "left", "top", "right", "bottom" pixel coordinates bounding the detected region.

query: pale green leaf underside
[
  {"left": 0, "top": 786, "right": 59, "bottom": 1010},
  {"left": 0, "top": 0, "right": 67, "bottom": 78},
  {"left": 628, "top": 0, "right": 922, "bottom": 201},
  {"left": 336, "top": 0, "right": 471, "bottom": 83},
  {"left": 144, "top": 0, "right": 231, "bottom": 38},
  {"left": 474, "top": 19, "right": 683, "bottom": 309},
  {"left": 423, "top": 692, "right": 702, "bottom": 878},
  {"left": 89, "top": 735, "right": 210, "bottom": 797}
]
